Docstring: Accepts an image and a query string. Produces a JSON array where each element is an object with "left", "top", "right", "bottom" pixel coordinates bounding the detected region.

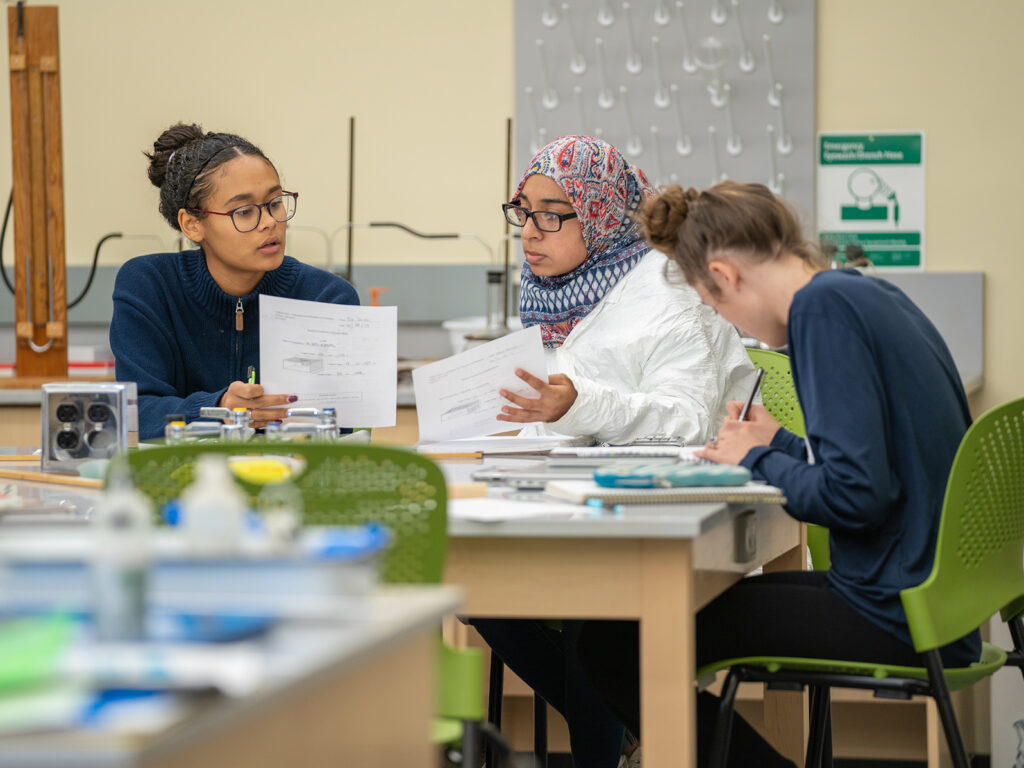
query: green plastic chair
[
  {"left": 698, "top": 396, "right": 1024, "bottom": 768},
  {"left": 745, "top": 347, "right": 830, "bottom": 571},
  {"left": 744, "top": 347, "right": 806, "bottom": 437},
  {"left": 113, "top": 442, "right": 508, "bottom": 765},
  {"left": 118, "top": 442, "right": 446, "bottom": 583}
]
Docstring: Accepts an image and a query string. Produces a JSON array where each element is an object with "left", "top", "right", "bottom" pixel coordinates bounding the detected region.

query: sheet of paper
[
  {"left": 412, "top": 327, "right": 547, "bottom": 443},
  {"left": 449, "top": 497, "right": 585, "bottom": 522},
  {"left": 417, "top": 435, "right": 587, "bottom": 455},
  {"left": 259, "top": 295, "right": 397, "bottom": 427}
]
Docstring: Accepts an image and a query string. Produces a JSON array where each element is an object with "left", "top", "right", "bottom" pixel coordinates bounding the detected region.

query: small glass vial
[
  {"left": 165, "top": 420, "right": 187, "bottom": 444},
  {"left": 264, "top": 420, "right": 284, "bottom": 441}
]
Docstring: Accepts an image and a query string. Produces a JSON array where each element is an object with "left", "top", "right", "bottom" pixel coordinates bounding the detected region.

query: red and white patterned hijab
[{"left": 517, "top": 136, "right": 656, "bottom": 348}]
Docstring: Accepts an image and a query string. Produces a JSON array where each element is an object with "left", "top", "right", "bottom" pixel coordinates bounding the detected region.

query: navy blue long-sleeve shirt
[
  {"left": 740, "top": 269, "right": 979, "bottom": 660},
  {"left": 110, "top": 249, "right": 359, "bottom": 440}
]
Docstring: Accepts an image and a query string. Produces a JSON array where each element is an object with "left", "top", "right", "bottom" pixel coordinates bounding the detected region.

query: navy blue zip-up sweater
[
  {"left": 110, "top": 249, "right": 359, "bottom": 440},
  {"left": 740, "top": 269, "right": 980, "bottom": 661}
]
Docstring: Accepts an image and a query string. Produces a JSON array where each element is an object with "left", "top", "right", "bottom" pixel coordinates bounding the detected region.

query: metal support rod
[
  {"left": 503, "top": 116, "right": 512, "bottom": 330},
  {"left": 346, "top": 115, "right": 355, "bottom": 283}
]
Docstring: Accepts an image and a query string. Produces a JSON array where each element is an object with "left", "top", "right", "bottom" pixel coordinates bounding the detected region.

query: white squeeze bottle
[
  {"left": 92, "top": 462, "right": 153, "bottom": 641},
  {"left": 179, "top": 454, "right": 248, "bottom": 554}
]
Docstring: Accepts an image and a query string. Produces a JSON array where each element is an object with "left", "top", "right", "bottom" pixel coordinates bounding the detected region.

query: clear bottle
[
  {"left": 179, "top": 454, "right": 248, "bottom": 554},
  {"left": 256, "top": 479, "right": 304, "bottom": 550},
  {"left": 92, "top": 462, "right": 153, "bottom": 642},
  {"left": 263, "top": 420, "right": 284, "bottom": 441},
  {"left": 164, "top": 420, "right": 187, "bottom": 444},
  {"left": 485, "top": 269, "right": 506, "bottom": 332}
]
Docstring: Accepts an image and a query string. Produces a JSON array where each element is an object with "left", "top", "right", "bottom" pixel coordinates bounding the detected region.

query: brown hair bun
[{"left": 641, "top": 185, "right": 696, "bottom": 253}]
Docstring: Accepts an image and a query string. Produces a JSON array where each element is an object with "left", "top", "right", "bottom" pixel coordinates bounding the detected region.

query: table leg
[{"left": 640, "top": 539, "right": 695, "bottom": 768}]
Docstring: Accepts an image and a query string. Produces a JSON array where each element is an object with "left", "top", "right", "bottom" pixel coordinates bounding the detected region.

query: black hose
[
  {"left": 368, "top": 221, "right": 459, "bottom": 239},
  {"left": 0, "top": 189, "right": 13, "bottom": 294},
  {"left": 68, "top": 232, "right": 121, "bottom": 309}
]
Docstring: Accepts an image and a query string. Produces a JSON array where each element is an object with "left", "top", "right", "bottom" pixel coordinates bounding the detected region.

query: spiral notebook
[{"left": 543, "top": 479, "right": 786, "bottom": 506}]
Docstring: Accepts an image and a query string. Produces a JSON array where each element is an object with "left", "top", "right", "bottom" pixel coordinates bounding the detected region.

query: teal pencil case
[{"left": 593, "top": 461, "right": 752, "bottom": 488}]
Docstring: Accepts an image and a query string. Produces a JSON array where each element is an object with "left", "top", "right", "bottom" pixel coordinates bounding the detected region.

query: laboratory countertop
[
  {"left": 0, "top": 372, "right": 985, "bottom": 407},
  {"left": 0, "top": 378, "right": 420, "bottom": 406},
  {"left": 0, "top": 585, "right": 460, "bottom": 767}
]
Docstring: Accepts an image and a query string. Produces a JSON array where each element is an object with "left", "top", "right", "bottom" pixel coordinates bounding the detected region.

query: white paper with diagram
[
  {"left": 259, "top": 295, "right": 397, "bottom": 427},
  {"left": 412, "top": 326, "right": 547, "bottom": 442}
]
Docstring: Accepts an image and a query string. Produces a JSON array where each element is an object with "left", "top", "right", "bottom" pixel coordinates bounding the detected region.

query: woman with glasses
[
  {"left": 109, "top": 123, "right": 358, "bottom": 440},
  {"left": 472, "top": 136, "right": 756, "bottom": 768},
  {"left": 495, "top": 135, "right": 755, "bottom": 445}
]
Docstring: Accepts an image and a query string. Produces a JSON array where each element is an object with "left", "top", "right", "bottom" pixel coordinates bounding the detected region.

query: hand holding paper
[{"left": 497, "top": 369, "right": 578, "bottom": 424}]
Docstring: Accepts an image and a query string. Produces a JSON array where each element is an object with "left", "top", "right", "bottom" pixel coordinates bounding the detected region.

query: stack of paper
[{"left": 543, "top": 480, "right": 786, "bottom": 506}]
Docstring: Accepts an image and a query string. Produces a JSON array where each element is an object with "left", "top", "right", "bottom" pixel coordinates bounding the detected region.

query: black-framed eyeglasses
[
  {"left": 191, "top": 191, "right": 299, "bottom": 233},
  {"left": 502, "top": 202, "right": 578, "bottom": 233}
]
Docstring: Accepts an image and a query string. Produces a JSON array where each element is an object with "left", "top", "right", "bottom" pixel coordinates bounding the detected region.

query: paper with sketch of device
[
  {"left": 412, "top": 326, "right": 547, "bottom": 443},
  {"left": 259, "top": 295, "right": 397, "bottom": 427}
]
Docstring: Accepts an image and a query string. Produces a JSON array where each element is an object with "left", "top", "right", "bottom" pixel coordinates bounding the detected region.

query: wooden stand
[{"left": 8, "top": 5, "right": 67, "bottom": 377}]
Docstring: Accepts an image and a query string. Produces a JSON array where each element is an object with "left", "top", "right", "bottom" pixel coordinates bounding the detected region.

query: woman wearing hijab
[
  {"left": 474, "top": 137, "right": 757, "bottom": 768},
  {"left": 495, "top": 135, "right": 756, "bottom": 445}
]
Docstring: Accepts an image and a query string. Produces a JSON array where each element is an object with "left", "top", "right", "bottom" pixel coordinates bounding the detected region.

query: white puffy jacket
[{"left": 520, "top": 250, "right": 758, "bottom": 445}]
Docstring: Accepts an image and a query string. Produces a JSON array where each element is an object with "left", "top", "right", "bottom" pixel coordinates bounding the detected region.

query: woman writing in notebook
[
  {"left": 473, "top": 137, "right": 756, "bottom": 768},
  {"left": 573, "top": 182, "right": 981, "bottom": 765},
  {"left": 495, "top": 135, "right": 756, "bottom": 445},
  {"left": 110, "top": 123, "right": 359, "bottom": 440}
]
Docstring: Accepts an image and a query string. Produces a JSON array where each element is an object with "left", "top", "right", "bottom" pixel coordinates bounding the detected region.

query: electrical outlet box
[
  {"left": 40, "top": 382, "right": 138, "bottom": 472},
  {"left": 733, "top": 508, "right": 758, "bottom": 563}
]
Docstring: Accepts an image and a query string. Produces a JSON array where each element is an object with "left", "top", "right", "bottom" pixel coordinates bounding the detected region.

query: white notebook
[{"left": 543, "top": 479, "right": 786, "bottom": 506}]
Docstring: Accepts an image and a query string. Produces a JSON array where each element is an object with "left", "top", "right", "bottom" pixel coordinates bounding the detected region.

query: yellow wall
[
  {"left": 817, "top": 0, "right": 1023, "bottom": 414},
  {"left": 0, "top": 0, "right": 1019, "bottom": 412},
  {"left": 0, "top": 1, "right": 515, "bottom": 269}
]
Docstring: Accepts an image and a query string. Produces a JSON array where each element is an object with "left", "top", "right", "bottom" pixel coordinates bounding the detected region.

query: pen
[
  {"left": 737, "top": 367, "right": 766, "bottom": 422},
  {"left": 247, "top": 366, "right": 256, "bottom": 385}
]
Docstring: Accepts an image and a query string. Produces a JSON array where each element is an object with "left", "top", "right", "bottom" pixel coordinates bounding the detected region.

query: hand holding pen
[
  {"left": 697, "top": 368, "right": 780, "bottom": 465},
  {"left": 219, "top": 366, "right": 298, "bottom": 429},
  {"left": 736, "top": 368, "right": 765, "bottom": 422}
]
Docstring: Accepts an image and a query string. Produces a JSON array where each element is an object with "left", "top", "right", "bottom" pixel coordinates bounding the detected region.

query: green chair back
[
  {"left": 116, "top": 441, "right": 491, "bottom": 754},
  {"left": 744, "top": 347, "right": 806, "bottom": 438},
  {"left": 437, "top": 640, "right": 485, "bottom": 721},
  {"left": 901, "top": 396, "right": 1024, "bottom": 653},
  {"left": 115, "top": 442, "right": 448, "bottom": 584},
  {"left": 745, "top": 347, "right": 830, "bottom": 570}
]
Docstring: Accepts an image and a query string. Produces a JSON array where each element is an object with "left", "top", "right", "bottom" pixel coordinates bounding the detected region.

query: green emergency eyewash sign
[{"left": 817, "top": 132, "right": 925, "bottom": 269}]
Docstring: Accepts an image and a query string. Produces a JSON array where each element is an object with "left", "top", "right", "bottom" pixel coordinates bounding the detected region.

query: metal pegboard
[{"left": 515, "top": 0, "right": 816, "bottom": 220}]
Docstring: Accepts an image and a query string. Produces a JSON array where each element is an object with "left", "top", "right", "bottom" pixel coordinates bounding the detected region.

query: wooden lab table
[{"left": 441, "top": 459, "right": 806, "bottom": 768}]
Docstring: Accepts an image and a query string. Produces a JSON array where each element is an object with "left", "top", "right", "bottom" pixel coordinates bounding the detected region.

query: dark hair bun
[
  {"left": 145, "top": 122, "right": 205, "bottom": 189},
  {"left": 641, "top": 185, "right": 696, "bottom": 253}
]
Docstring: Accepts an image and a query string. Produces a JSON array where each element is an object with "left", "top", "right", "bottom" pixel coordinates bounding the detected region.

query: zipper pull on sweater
[{"left": 235, "top": 298, "right": 244, "bottom": 331}]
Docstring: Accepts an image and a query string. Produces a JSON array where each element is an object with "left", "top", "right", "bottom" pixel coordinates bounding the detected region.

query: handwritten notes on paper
[
  {"left": 412, "top": 326, "right": 547, "bottom": 443},
  {"left": 259, "top": 295, "right": 397, "bottom": 427}
]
